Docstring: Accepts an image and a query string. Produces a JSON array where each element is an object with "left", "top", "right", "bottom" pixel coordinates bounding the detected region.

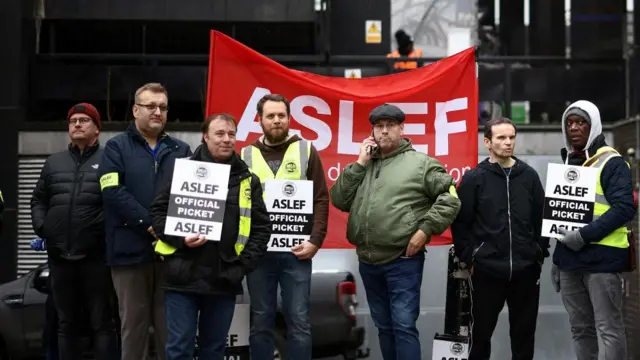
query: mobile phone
[{"left": 367, "top": 130, "right": 378, "bottom": 155}]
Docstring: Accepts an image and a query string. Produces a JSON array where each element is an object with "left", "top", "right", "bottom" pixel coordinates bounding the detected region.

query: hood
[
  {"left": 561, "top": 100, "right": 603, "bottom": 158},
  {"left": 191, "top": 144, "right": 248, "bottom": 175},
  {"left": 372, "top": 138, "right": 415, "bottom": 159},
  {"left": 477, "top": 156, "right": 530, "bottom": 177}
]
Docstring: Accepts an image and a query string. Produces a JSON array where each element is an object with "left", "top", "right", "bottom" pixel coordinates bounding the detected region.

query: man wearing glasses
[
  {"left": 99, "top": 83, "right": 192, "bottom": 360},
  {"left": 30, "top": 103, "right": 118, "bottom": 359}
]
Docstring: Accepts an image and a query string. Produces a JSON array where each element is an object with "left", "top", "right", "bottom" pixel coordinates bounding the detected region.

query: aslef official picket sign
[{"left": 432, "top": 333, "right": 469, "bottom": 360}]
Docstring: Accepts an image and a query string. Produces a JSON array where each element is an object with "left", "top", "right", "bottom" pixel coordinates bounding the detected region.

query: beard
[{"left": 262, "top": 125, "right": 289, "bottom": 144}]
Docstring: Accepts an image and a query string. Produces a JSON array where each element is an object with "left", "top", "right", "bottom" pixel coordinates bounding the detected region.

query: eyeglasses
[
  {"left": 136, "top": 103, "right": 169, "bottom": 112},
  {"left": 68, "top": 117, "right": 92, "bottom": 126}
]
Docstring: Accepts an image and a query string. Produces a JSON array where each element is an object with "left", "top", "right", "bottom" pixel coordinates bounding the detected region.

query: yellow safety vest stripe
[
  {"left": 155, "top": 175, "right": 253, "bottom": 256},
  {"left": 241, "top": 140, "right": 311, "bottom": 195},
  {"left": 584, "top": 146, "right": 629, "bottom": 248}
]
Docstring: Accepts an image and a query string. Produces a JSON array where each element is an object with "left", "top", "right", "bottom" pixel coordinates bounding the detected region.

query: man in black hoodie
[
  {"left": 150, "top": 113, "right": 271, "bottom": 360},
  {"left": 452, "top": 117, "right": 548, "bottom": 360}
]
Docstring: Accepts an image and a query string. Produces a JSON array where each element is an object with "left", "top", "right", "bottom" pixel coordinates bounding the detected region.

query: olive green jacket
[{"left": 330, "top": 139, "right": 461, "bottom": 265}]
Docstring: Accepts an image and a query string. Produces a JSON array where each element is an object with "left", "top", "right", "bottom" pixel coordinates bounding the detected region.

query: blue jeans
[
  {"left": 247, "top": 252, "right": 312, "bottom": 360},
  {"left": 164, "top": 291, "right": 236, "bottom": 360},
  {"left": 359, "top": 252, "right": 425, "bottom": 360}
]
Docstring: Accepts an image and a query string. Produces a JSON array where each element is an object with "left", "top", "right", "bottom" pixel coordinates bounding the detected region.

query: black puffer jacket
[
  {"left": 30, "top": 143, "right": 105, "bottom": 259},
  {"left": 149, "top": 145, "right": 271, "bottom": 295}
]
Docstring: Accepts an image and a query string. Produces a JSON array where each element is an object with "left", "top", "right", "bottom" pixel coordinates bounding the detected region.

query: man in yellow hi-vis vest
[
  {"left": 148, "top": 113, "right": 271, "bottom": 359},
  {"left": 551, "top": 100, "right": 636, "bottom": 360},
  {"left": 241, "top": 94, "right": 329, "bottom": 360}
]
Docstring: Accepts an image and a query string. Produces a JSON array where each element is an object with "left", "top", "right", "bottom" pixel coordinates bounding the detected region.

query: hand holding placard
[
  {"left": 184, "top": 233, "right": 207, "bottom": 248},
  {"left": 557, "top": 228, "right": 585, "bottom": 251}
]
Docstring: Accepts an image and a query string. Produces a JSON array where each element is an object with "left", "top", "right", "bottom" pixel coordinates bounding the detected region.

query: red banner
[{"left": 206, "top": 30, "right": 478, "bottom": 248}]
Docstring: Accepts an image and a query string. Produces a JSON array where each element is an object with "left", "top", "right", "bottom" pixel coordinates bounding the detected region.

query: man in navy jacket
[
  {"left": 99, "top": 83, "right": 191, "bottom": 360},
  {"left": 551, "top": 100, "right": 636, "bottom": 360}
]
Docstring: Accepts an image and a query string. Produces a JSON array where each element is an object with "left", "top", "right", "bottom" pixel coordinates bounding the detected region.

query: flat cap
[{"left": 369, "top": 103, "right": 405, "bottom": 125}]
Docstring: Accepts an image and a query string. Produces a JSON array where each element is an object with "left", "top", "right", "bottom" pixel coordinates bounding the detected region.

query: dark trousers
[
  {"left": 469, "top": 264, "right": 541, "bottom": 360},
  {"left": 44, "top": 294, "right": 59, "bottom": 360},
  {"left": 49, "top": 256, "right": 118, "bottom": 360},
  {"left": 358, "top": 252, "right": 425, "bottom": 360},
  {"left": 247, "top": 252, "right": 312, "bottom": 360},
  {"left": 164, "top": 290, "right": 236, "bottom": 360}
]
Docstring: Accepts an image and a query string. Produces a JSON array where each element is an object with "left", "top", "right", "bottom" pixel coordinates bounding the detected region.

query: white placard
[
  {"left": 264, "top": 179, "right": 314, "bottom": 252},
  {"left": 432, "top": 339, "right": 469, "bottom": 360},
  {"left": 164, "top": 158, "right": 231, "bottom": 241},
  {"left": 227, "top": 304, "right": 250, "bottom": 348},
  {"left": 541, "top": 163, "right": 598, "bottom": 238}
]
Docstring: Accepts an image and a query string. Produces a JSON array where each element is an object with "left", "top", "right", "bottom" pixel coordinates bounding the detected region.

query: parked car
[{"left": 0, "top": 264, "right": 366, "bottom": 360}]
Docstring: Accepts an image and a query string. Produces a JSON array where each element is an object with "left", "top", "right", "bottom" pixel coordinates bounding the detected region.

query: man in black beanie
[{"left": 386, "top": 29, "right": 423, "bottom": 71}]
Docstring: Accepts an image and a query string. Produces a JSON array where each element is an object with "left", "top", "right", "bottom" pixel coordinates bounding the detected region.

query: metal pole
[
  {"left": 523, "top": 0, "right": 530, "bottom": 56},
  {"left": 564, "top": 0, "right": 571, "bottom": 59},
  {"left": 625, "top": 0, "right": 634, "bottom": 119}
]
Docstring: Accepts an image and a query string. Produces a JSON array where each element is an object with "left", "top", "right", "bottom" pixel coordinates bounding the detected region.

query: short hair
[
  {"left": 201, "top": 113, "right": 237, "bottom": 143},
  {"left": 256, "top": 94, "right": 290, "bottom": 117},
  {"left": 134, "top": 83, "right": 168, "bottom": 103},
  {"left": 484, "top": 117, "right": 517, "bottom": 139}
]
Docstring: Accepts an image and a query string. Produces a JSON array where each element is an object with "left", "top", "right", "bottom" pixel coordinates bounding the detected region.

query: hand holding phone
[
  {"left": 366, "top": 143, "right": 378, "bottom": 155},
  {"left": 358, "top": 136, "right": 377, "bottom": 166}
]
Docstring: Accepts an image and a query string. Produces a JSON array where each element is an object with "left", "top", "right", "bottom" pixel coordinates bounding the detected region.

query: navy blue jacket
[
  {"left": 553, "top": 134, "right": 637, "bottom": 273},
  {"left": 99, "top": 124, "right": 192, "bottom": 267}
]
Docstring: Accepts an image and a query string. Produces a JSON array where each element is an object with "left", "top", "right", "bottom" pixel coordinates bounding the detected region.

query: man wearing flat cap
[
  {"left": 330, "top": 103, "right": 460, "bottom": 360},
  {"left": 551, "top": 100, "right": 635, "bottom": 360},
  {"left": 30, "top": 103, "right": 119, "bottom": 359}
]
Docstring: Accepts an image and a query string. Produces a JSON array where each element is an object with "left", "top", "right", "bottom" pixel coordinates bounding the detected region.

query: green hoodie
[{"left": 330, "top": 138, "right": 461, "bottom": 265}]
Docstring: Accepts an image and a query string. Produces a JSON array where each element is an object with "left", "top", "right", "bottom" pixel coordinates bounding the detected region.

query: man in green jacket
[{"left": 330, "top": 103, "right": 460, "bottom": 360}]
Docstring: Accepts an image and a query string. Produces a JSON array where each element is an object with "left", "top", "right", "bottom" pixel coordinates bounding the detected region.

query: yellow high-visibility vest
[
  {"left": 154, "top": 173, "right": 253, "bottom": 256},
  {"left": 584, "top": 146, "right": 630, "bottom": 248},
  {"left": 240, "top": 140, "right": 311, "bottom": 193}
]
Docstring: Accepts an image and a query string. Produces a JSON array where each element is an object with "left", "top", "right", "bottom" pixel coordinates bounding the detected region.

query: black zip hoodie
[{"left": 452, "top": 157, "right": 549, "bottom": 279}]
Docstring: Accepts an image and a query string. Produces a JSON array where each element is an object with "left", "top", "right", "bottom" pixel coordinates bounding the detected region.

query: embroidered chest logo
[{"left": 284, "top": 162, "right": 297, "bottom": 173}]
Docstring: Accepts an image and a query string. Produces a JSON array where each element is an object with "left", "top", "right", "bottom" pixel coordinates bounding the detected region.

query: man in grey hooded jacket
[{"left": 551, "top": 100, "right": 635, "bottom": 360}]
